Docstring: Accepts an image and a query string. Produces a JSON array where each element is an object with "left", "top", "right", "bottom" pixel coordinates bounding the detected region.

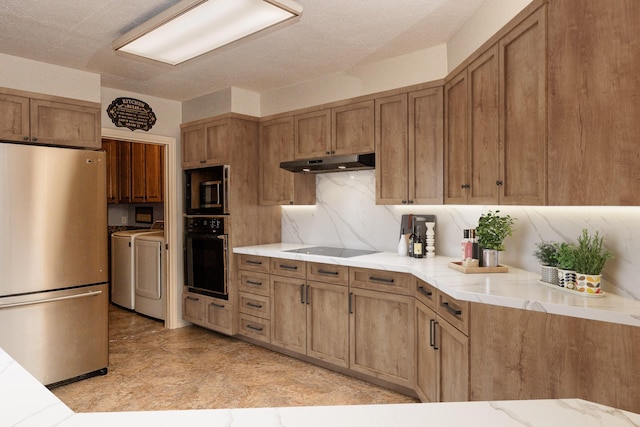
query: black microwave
[{"left": 185, "top": 165, "right": 229, "bottom": 215}]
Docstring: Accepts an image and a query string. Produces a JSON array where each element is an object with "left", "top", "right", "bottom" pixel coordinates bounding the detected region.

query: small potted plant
[
  {"left": 533, "top": 241, "right": 559, "bottom": 285},
  {"left": 555, "top": 242, "right": 577, "bottom": 289},
  {"left": 573, "top": 229, "right": 614, "bottom": 294},
  {"left": 476, "top": 210, "right": 516, "bottom": 267}
]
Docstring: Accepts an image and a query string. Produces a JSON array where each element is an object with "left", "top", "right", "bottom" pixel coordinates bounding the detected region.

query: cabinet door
[
  {"left": 548, "top": 1, "right": 640, "bottom": 205},
  {"left": 306, "top": 281, "right": 349, "bottom": 368},
  {"left": 206, "top": 299, "right": 234, "bottom": 335},
  {"left": 29, "top": 98, "right": 100, "bottom": 149},
  {"left": 332, "top": 100, "right": 375, "bottom": 155},
  {"left": 101, "top": 139, "right": 118, "bottom": 204},
  {"left": 410, "top": 87, "right": 444, "bottom": 204},
  {"left": 182, "top": 294, "right": 205, "bottom": 324},
  {"left": 181, "top": 123, "right": 205, "bottom": 169},
  {"left": 131, "top": 142, "right": 146, "bottom": 203},
  {"left": 375, "top": 94, "right": 409, "bottom": 204},
  {"left": 349, "top": 288, "right": 415, "bottom": 388},
  {"left": 204, "top": 119, "right": 230, "bottom": 165},
  {"left": 270, "top": 275, "right": 307, "bottom": 354},
  {"left": 294, "top": 109, "right": 331, "bottom": 159},
  {"left": 117, "top": 141, "right": 132, "bottom": 203},
  {"left": 468, "top": 46, "right": 500, "bottom": 205},
  {"left": 0, "top": 92, "right": 30, "bottom": 142},
  {"left": 499, "top": 7, "right": 547, "bottom": 205},
  {"left": 416, "top": 301, "right": 438, "bottom": 403},
  {"left": 444, "top": 71, "right": 469, "bottom": 204},
  {"left": 436, "top": 316, "right": 469, "bottom": 402},
  {"left": 144, "top": 144, "right": 164, "bottom": 203}
]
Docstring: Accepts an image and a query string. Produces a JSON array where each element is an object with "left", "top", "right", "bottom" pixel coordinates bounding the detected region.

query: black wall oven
[{"left": 184, "top": 216, "right": 228, "bottom": 300}]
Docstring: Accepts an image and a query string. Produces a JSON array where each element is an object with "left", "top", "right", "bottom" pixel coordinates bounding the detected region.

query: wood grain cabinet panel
[
  {"left": 180, "top": 119, "right": 230, "bottom": 168},
  {"left": 0, "top": 92, "right": 30, "bottom": 142},
  {"left": 331, "top": 100, "right": 375, "bottom": 155},
  {"left": 548, "top": 0, "right": 640, "bottom": 205},
  {"left": 294, "top": 109, "right": 331, "bottom": 159},
  {"left": 270, "top": 274, "right": 307, "bottom": 353},
  {"left": 131, "top": 142, "right": 164, "bottom": 203},
  {"left": 259, "top": 117, "right": 315, "bottom": 206},
  {"left": 444, "top": 71, "right": 469, "bottom": 204},
  {"left": 117, "top": 141, "right": 132, "bottom": 203},
  {"left": 101, "top": 139, "right": 118, "bottom": 204}
]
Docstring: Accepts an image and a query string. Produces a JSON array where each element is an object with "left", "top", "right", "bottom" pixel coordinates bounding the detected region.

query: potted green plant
[
  {"left": 533, "top": 241, "right": 559, "bottom": 285},
  {"left": 573, "top": 229, "right": 614, "bottom": 294},
  {"left": 476, "top": 210, "right": 516, "bottom": 267},
  {"left": 555, "top": 242, "right": 577, "bottom": 289}
]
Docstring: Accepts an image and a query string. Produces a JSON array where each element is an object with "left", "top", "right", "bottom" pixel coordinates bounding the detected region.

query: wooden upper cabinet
[
  {"left": 548, "top": 0, "right": 640, "bottom": 205},
  {"left": 0, "top": 89, "right": 100, "bottom": 149},
  {"left": 498, "top": 6, "right": 547, "bottom": 205},
  {"left": 444, "top": 70, "right": 469, "bottom": 204},
  {"left": 144, "top": 144, "right": 164, "bottom": 203},
  {"left": 117, "top": 141, "right": 132, "bottom": 203},
  {"left": 259, "top": 117, "right": 315, "bottom": 206},
  {"left": 181, "top": 118, "right": 230, "bottom": 168},
  {"left": 0, "top": 92, "right": 30, "bottom": 142},
  {"left": 131, "top": 142, "right": 146, "bottom": 203},
  {"left": 294, "top": 109, "right": 331, "bottom": 159},
  {"left": 376, "top": 88, "right": 444, "bottom": 205},
  {"left": 331, "top": 100, "right": 375, "bottom": 156},
  {"left": 101, "top": 139, "right": 118, "bottom": 204}
]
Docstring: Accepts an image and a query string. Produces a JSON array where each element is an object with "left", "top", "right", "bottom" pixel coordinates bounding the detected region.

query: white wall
[
  {"left": 446, "top": 0, "right": 534, "bottom": 71},
  {"left": 182, "top": 87, "right": 261, "bottom": 123},
  {"left": 281, "top": 171, "right": 640, "bottom": 301},
  {"left": 0, "top": 53, "right": 100, "bottom": 102}
]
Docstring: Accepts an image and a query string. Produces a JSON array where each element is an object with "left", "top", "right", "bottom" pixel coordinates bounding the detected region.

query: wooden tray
[{"left": 448, "top": 261, "right": 508, "bottom": 274}]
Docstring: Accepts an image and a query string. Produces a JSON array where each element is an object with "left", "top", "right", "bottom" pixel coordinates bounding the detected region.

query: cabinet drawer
[
  {"left": 349, "top": 267, "right": 412, "bottom": 295},
  {"left": 238, "top": 313, "right": 271, "bottom": 343},
  {"left": 307, "top": 262, "right": 348, "bottom": 286},
  {"left": 205, "top": 298, "right": 234, "bottom": 336},
  {"left": 270, "top": 258, "right": 306, "bottom": 279},
  {"left": 238, "top": 271, "right": 270, "bottom": 297},
  {"left": 182, "top": 293, "right": 205, "bottom": 324},
  {"left": 238, "top": 291, "right": 270, "bottom": 319},
  {"left": 237, "top": 254, "right": 269, "bottom": 273},
  {"left": 415, "top": 279, "right": 437, "bottom": 311},
  {"left": 436, "top": 292, "right": 470, "bottom": 335}
]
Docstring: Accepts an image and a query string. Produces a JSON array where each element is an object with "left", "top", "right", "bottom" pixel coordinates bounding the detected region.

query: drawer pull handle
[
  {"left": 318, "top": 269, "right": 339, "bottom": 276},
  {"left": 210, "top": 302, "right": 225, "bottom": 308},
  {"left": 186, "top": 296, "right": 199, "bottom": 302},
  {"left": 429, "top": 318, "right": 435, "bottom": 348},
  {"left": 433, "top": 320, "right": 439, "bottom": 350},
  {"left": 369, "top": 276, "right": 394, "bottom": 284},
  {"left": 279, "top": 264, "right": 298, "bottom": 270},
  {"left": 246, "top": 280, "right": 263, "bottom": 286},
  {"left": 246, "top": 324, "right": 264, "bottom": 332},
  {"left": 441, "top": 301, "right": 462, "bottom": 316},
  {"left": 300, "top": 284, "right": 305, "bottom": 304},
  {"left": 417, "top": 286, "right": 433, "bottom": 297},
  {"left": 246, "top": 259, "right": 263, "bottom": 265},
  {"left": 246, "top": 302, "right": 263, "bottom": 309}
]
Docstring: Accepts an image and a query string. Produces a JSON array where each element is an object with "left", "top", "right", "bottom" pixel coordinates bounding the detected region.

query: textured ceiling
[{"left": 0, "top": 0, "right": 485, "bottom": 101}]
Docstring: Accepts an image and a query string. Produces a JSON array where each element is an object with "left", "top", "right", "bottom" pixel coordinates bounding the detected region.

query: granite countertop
[
  {"left": 3, "top": 349, "right": 639, "bottom": 427},
  {"left": 233, "top": 243, "right": 640, "bottom": 327}
]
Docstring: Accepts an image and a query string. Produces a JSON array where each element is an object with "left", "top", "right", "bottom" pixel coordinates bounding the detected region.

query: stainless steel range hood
[{"left": 280, "top": 153, "right": 375, "bottom": 173}]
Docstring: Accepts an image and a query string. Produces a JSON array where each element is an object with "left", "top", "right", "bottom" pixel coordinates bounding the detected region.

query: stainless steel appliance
[
  {"left": 0, "top": 142, "right": 108, "bottom": 386},
  {"left": 184, "top": 216, "right": 228, "bottom": 299},
  {"left": 185, "top": 166, "right": 229, "bottom": 215}
]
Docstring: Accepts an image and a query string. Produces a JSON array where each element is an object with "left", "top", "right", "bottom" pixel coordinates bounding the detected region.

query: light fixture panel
[{"left": 115, "top": 0, "right": 302, "bottom": 65}]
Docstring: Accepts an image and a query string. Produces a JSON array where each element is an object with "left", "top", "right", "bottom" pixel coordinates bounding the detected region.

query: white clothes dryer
[{"left": 134, "top": 231, "right": 166, "bottom": 320}]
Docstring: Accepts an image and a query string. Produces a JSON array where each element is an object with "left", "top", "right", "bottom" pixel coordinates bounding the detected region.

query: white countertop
[
  {"left": 234, "top": 243, "right": 640, "bottom": 327},
  {"left": 2, "top": 348, "right": 639, "bottom": 427}
]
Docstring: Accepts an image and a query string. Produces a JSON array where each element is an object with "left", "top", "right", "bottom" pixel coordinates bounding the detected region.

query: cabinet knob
[
  {"left": 23, "top": 136, "right": 29, "bottom": 141},
  {"left": 461, "top": 184, "right": 470, "bottom": 189},
  {"left": 496, "top": 180, "right": 503, "bottom": 186},
  {"left": 32, "top": 137, "right": 38, "bottom": 142},
  {"left": 326, "top": 151, "right": 331, "bottom": 155},
  {"left": 409, "top": 200, "right": 414, "bottom": 204},
  {"left": 401, "top": 200, "right": 407, "bottom": 204}
]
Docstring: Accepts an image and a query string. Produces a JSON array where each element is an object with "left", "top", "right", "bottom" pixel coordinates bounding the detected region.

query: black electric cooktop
[{"left": 283, "top": 246, "right": 379, "bottom": 258}]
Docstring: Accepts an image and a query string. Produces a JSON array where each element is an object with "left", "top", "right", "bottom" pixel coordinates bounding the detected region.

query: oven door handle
[{"left": 218, "top": 234, "right": 229, "bottom": 296}]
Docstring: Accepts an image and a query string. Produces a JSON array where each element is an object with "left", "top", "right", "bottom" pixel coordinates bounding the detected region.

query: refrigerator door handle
[{"left": 0, "top": 290, "right": 103, "bottom": 309}]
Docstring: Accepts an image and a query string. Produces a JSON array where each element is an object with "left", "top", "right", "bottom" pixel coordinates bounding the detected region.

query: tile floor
[{"left": 52, "top": 305, "right": 418, "bottom": 412}]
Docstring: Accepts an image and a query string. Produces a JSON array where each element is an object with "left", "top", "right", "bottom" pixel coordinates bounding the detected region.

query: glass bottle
[{"left": 413, "top": 225, "right": 424, "bottom": 258}]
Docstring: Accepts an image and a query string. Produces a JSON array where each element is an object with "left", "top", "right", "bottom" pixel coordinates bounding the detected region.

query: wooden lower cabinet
[
  {"left": 416, "top": 300, "right": 469, "bottom": 403},
  {"left": 349, "top": 287, "right": 415, "bottom": 389},
  {"left": 182, "top": 292, "right": 233, "bottom": 336},
  {"left": 270, "top": 274, "right": 307, "bottom": 353}
]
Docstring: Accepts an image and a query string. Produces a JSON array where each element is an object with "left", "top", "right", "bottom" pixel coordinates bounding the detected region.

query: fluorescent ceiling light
[{"left": 114, "top": 0, "right": 302, "bottom": 65}]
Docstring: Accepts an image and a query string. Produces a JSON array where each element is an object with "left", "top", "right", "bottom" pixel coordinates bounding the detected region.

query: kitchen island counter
[
  {"left": 2, "top": 348, "right": 638, "bottom": 427},
  {"left": 234, "top": 243, "right": 640, "bottom": 327}
]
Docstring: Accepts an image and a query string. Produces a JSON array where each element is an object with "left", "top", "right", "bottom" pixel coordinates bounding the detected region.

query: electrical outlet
[{"left": 121, "top": 216, "right": 127, "bottom": 224}]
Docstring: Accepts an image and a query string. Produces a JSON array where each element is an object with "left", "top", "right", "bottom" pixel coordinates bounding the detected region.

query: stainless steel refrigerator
[{"left": 0, "top": 142, "right": 108, "bottom": 386}]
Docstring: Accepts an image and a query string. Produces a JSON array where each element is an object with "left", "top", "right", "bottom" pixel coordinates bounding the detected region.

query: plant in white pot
[
  {"left": 476, "top": 210, "right": 516, "bottom": 267},
  {"left": 573, "top": 229, "right": 614, "bottom": 295},
  {"left": 555, "top": 242, "right": 577, "bottom": 289},
  {"left": 533, "top": 241, "right": 559, "bottom": 285}
]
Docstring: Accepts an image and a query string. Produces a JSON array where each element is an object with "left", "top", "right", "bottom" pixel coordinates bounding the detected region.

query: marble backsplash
[{"left": 281, "top": 170, "right": 640, "bottom": 300}]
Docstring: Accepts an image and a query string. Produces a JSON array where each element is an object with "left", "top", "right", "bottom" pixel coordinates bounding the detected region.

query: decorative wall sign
[{"left": 107, "top": 97, "right": 157, "bottom": 131}]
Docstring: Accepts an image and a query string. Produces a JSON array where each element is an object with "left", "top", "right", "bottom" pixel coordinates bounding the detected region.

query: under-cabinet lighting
[{"left": 113, "top": 0, "right": 302, "bottom": 65}]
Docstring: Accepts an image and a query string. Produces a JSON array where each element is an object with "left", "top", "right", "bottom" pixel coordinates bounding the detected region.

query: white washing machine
[
  {"left": 134, "top": 231, "right": 166, "bottom": 320},
  {"left": 111, "top": 222, "right": 164, "bottom": 310}
]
